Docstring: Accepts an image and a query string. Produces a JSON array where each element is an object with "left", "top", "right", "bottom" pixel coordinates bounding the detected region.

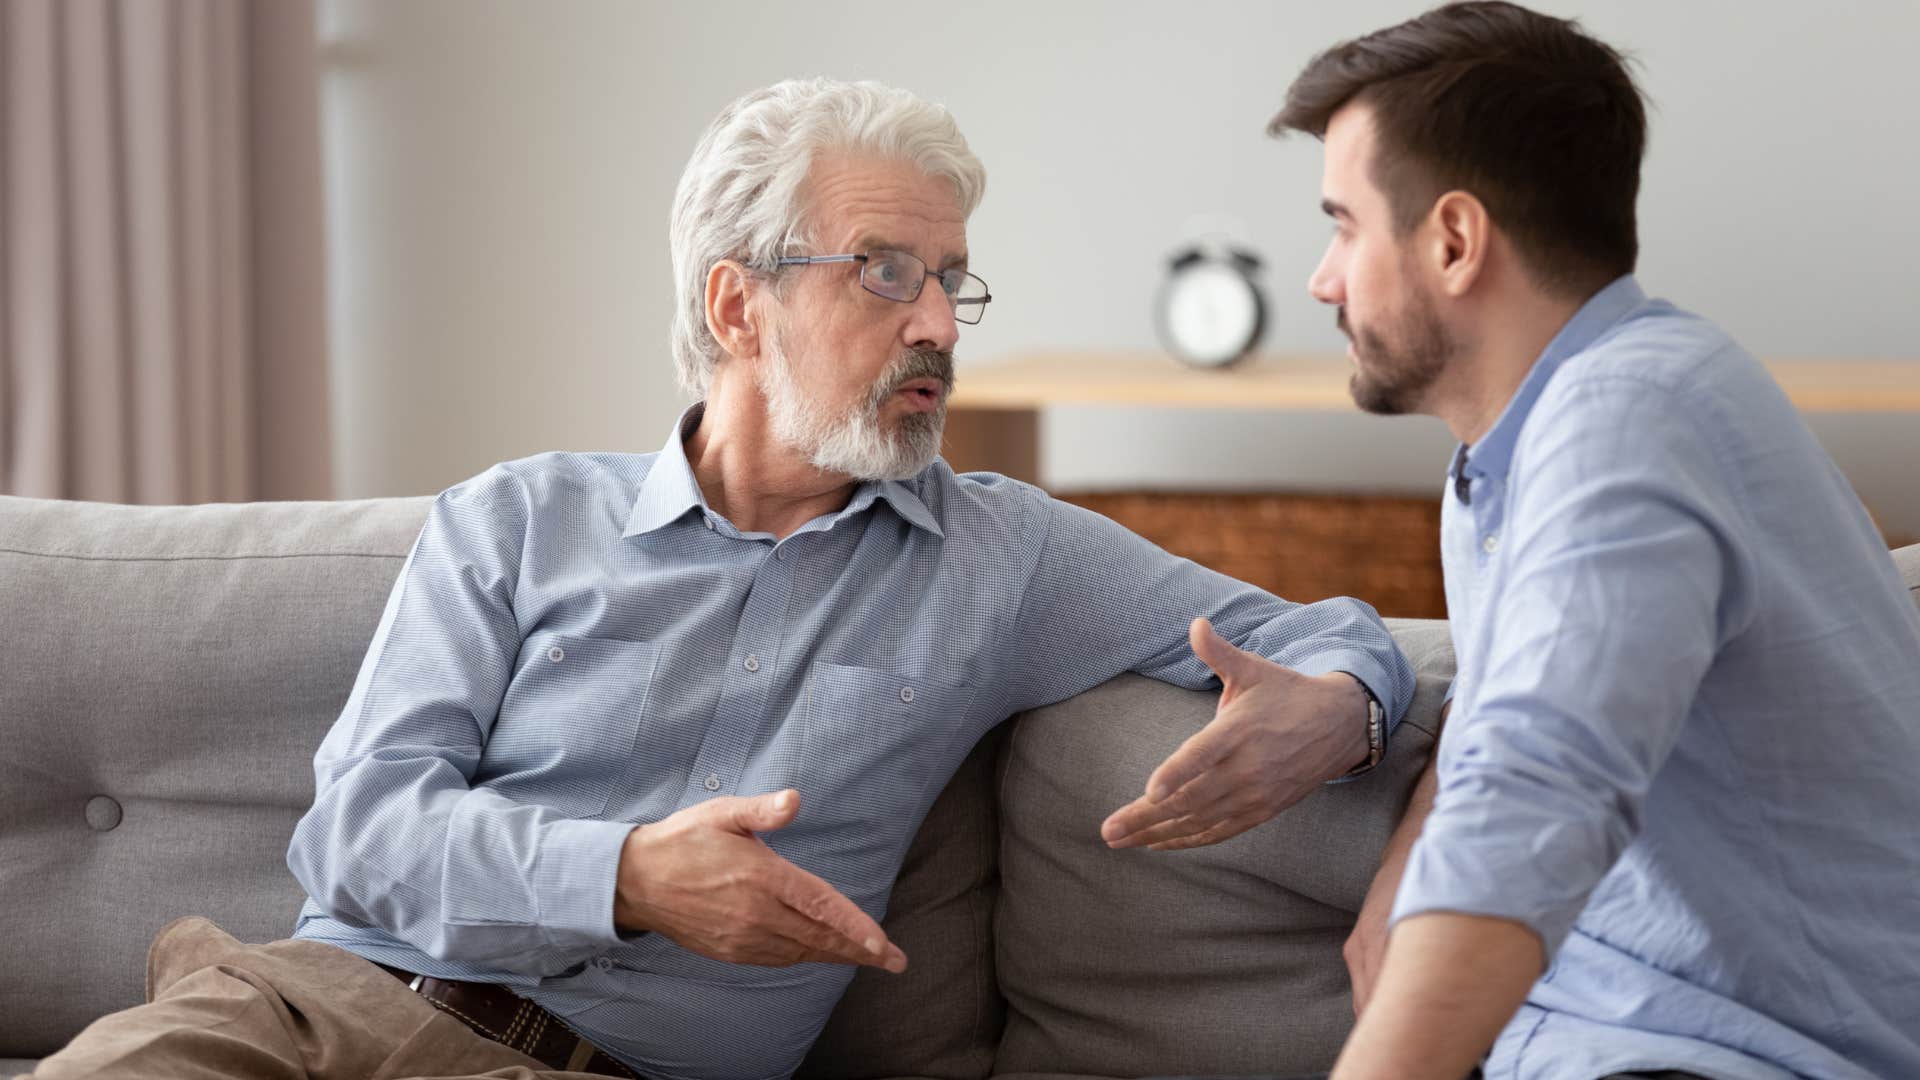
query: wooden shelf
[
  {"left": 943, "top": 351, "right": 1920, "bottom": 483},
  {"left": 951, "top": 352, "right": 1362, "bottom": 411},
  {"left": 951, "top": 351, "right": 1920, "bottom": 413}
]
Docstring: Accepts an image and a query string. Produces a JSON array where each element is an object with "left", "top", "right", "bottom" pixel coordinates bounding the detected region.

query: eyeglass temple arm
[{"left": 773, "top": 254, "right": 865, "bottom": 266}]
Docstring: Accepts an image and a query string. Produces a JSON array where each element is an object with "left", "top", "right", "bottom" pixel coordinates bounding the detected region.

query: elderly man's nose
[{"left": 908, "top": 282, "right": 960, "bottom": 352}]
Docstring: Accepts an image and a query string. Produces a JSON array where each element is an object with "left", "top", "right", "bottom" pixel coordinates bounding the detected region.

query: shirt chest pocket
[
  {"left": 479, "top": 632, "right": 660, "bottom": 818},
  {"left": 774, "top": 662, "right": 975, "bottom": 905}
]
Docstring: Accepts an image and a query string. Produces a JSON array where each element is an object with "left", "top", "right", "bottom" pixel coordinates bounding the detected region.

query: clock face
[{"left": 1160, "top": 260, "right": 1262, "bottom": 367}]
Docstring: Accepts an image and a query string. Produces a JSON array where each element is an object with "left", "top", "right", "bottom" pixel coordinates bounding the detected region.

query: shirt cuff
[
  {"left": 531, "top": 817, "right": 637, "bottom": 949},
  {"left": 1289, "top": 648, "right": 1403, "bottom": 733}
]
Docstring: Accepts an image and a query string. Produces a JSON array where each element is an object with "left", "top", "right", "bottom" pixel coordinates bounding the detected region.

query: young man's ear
[
  {"left": 1427, "top": 190, "right": 1490, "bottom": 298},
  {"left": 705, "top": 260, "right": 763, "bottom": 361}
]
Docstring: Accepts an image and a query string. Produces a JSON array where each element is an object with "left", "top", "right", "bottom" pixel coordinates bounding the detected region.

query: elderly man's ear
[{"left": 705, "top": 259, "right": 764, "bottom": 362}]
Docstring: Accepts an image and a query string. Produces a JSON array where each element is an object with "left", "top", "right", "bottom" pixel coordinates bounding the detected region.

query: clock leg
[{"left": 942, "top": 406, "right": 1040, "bottom": 484}]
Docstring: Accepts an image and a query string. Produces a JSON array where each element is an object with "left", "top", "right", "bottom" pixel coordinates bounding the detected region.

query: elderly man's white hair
[{"left": 668, "top": 78, "right": 987, "bottom": 396}]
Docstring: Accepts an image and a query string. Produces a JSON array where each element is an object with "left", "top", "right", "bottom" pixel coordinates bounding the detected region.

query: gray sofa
[{"left": 7, "top": 495, "right": 1908, "bottom": 1078}]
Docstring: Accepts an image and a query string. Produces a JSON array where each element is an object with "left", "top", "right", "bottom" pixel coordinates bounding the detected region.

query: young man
[
  {"left": 26, "top": 79, "right": 1412, "bottom": 1080},
  {"left": 1269, "top": 4, "right": 1920, "bottom": 1079}
]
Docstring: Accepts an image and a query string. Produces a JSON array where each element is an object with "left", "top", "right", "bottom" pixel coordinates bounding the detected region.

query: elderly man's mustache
[{"left": 869, "top": 349, "right": 955, "bottom": 405}]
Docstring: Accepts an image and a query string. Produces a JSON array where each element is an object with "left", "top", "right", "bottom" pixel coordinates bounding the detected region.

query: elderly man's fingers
[
  {"left": 1102, "top": 783, "right": 1243, "bottom": 849},
  {"left": 709, "top": 788, "right": 801, "bottom": 834},
  {"left": 1188, "top": 616, "right": 1267, "bottom": 694},
  {"left": 760, "top": 901, "right": 896, "bottom": 969},
  {"left": 771, "top": 859, "right": 905, "bottom": 972},
  {"left": 1145, "top": 807, "right": 1269, "bottom": 851},
  {"left": 771, "top": 895, "right": 906, "bottom": 972},
  {"left": 1114, "top": 792, "right": 1243, "bottom": 849},
  {"left": 1142, "top": 719, "right": 1238, "bottom": 805},
  {"left": 1100, "top": 780, "right": 1203, "bottom": 846}
]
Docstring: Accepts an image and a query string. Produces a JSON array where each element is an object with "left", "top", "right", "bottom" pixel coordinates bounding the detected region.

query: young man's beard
[
  {"left": 757, "top": 324, "right": 955, "bottom": 481},
  {"left": 1344, "top": 280, "right": 1455, "bottom": 417}
]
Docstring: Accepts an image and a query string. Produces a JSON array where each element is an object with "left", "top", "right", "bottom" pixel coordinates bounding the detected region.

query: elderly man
[{"left": 27, "top": 79, "right": 1412, "bottom": 1080}]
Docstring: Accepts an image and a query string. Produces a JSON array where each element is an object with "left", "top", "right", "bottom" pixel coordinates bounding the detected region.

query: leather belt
[{"left": 377, "top": 963, "right": 641, "bottom": 1078}]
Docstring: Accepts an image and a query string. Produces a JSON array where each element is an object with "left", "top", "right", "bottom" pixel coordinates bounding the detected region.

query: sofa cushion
[
  {"left": 0, "top": 495, "right": 433, "bottom": 1057},
  {"left": 990, "top": 620, "right": 1453, "bottom": 1078}
]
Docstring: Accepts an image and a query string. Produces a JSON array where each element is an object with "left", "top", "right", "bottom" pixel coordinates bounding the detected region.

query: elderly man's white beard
[{"left": 756, "top": 327, "right": 951, "bottom": 482}]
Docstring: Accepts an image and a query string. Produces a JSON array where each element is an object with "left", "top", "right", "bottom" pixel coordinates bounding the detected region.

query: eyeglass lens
[{"left": 861, "top": 250, "right": 989, "bottom": 324}]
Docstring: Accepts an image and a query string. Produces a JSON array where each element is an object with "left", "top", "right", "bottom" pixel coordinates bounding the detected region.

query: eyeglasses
[{"left": 774, "top": 249, "right": 992, "bottom": 325}]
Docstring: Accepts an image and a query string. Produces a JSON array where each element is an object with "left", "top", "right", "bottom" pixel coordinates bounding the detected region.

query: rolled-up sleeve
[
  {"left": 286, "top": 467, "right": 632, "bottom": 974},
  {"left": 1391, "top": 373, "right": 1757, "bottom": 961}
]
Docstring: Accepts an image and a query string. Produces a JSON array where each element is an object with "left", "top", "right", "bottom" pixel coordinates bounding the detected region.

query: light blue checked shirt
[
  {"left": 287, "top": 405, "right": 1414, "bottom": 1080},
  {"left": 1393, "top": 277, "right": 1920, "bottom": 1079}
]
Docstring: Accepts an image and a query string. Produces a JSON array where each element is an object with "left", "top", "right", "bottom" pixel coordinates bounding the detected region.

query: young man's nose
[{"left": 1308, "top": 250, "right": 1344, "bottom": 306}]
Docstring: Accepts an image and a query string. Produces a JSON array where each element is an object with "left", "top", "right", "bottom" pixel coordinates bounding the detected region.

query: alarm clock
[{"left": 1154, "top": 246, "right": 1267, "bottom": 369}]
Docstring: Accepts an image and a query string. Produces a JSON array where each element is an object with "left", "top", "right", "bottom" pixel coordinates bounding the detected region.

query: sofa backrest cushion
[
  {"left": 0, "top": 495, "right": 432, "bottom": 1056},
  {"left": 989, "top": 620, "right": 1455, "bottom": 1077}
]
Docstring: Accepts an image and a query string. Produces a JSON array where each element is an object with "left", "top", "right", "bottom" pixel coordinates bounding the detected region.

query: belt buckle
[{"left": 407, "top": 973, "right": 425, "bottom": 992}]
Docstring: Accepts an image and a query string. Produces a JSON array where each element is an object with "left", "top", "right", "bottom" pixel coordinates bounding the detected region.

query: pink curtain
[{"left": 1, "top": 0, "right": 332, "bottom": 503}]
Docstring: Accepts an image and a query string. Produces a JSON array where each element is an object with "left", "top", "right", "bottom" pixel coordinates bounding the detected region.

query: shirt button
[
  {"left": 547, "top": 645, "right": 565, "bottom": 663},
  {"left": 703, "top": 773, "right": 721, "bottom": 791},
  {"left": 900, "top": 686, "right": 915, "bottom": 704},
  {"left": 704, "top": 517, "right": 715, "bottom": 531},
  {"left": 743, "top": 655, "right": 760, "bottom": 673},
  {"left": 595, "top": 956, "right": 614, "bottom": 971},
  {"left": 1483, "top": 534, "right": 1500, "bottom": 554},
  {"left": 775, "top": 548, "right": 786, "bottom": 561}
]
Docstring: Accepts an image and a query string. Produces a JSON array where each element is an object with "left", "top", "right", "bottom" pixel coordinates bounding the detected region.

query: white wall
[{"left": 317, "top": 0, "right": 1920, "bottom": 532}]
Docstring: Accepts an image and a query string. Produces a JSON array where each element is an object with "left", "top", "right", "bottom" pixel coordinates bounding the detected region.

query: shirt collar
[
  {"left": 623, "top": 404, "right": 710, "bottom": 537},
  {"left": 1455, "top": 274, "right": 1647, "bottom": 489},
  {"left": 622, "top": 403, "right": 945, "bottom": 540}
]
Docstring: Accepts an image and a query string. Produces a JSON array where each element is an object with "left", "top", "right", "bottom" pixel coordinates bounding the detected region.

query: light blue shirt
[
  {"left": 287, "top": 406, "right": 1414, "bottom": 1080},
  {"left": 1393, "top": 276, "right": 1920, "bottom": 1079}
]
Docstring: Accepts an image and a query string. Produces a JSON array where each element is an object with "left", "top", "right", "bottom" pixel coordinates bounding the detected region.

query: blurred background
[{"left": 5, "top": 0, "right": 1917, "bottom": 616}]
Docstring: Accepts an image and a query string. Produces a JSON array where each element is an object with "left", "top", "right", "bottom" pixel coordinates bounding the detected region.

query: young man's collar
[{"left": 1453, "top": 274, "right": 1647, "bottom": 492}]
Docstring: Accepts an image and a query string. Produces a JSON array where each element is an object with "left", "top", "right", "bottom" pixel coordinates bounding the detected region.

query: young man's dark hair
[{"left": 1271, "top": 0, "right": 1646, "bottom": 297}]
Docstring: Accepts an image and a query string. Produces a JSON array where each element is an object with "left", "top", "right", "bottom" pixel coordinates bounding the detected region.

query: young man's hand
[
  {"left": 1101, "top": 617, "right": 1371, "bottom": 850},
  {"left": 614, "top": 789, "right": 908, "bottom": 972}
]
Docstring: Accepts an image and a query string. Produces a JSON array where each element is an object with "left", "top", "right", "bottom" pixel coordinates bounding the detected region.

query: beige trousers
[{"left": 25, "top": 917, "right": 612, "bottom": 1080}]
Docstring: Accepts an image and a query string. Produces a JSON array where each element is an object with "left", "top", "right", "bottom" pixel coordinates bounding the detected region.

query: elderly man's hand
[
  {"left": 614, "top": 789, "right": 908, "bottom": 972},
  {"left": 1100, "top": 617, "right": 1370, "bottom": 850}
]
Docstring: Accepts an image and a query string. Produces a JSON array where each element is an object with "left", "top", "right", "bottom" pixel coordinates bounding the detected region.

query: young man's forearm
[
  {"left": 1346, "top": 753, "right": 1438, "bottom": 1014},
  {"left": 1330, "top": 911, "right": 1543, "bottom": 1080}
]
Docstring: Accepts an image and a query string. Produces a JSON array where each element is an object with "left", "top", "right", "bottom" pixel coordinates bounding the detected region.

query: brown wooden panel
[
  {"left": 1061, "top": 490, "right": 1447, "bottom": 620},
  {"left": 942, "top": 407, "right": 1039, "bottom": 484},
  {"left": 1064, "top": 491, "right": 1914, "bottom": 623}
]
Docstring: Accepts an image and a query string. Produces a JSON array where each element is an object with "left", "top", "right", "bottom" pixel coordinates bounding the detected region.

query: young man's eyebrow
[{"left": 1321, "top": 198, "right": 1353, "bottom": 220}]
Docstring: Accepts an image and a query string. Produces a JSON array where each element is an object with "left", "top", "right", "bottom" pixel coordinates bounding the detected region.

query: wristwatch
[{"left": 1338, "top": 676, "right": 1386, "bottom": 780}]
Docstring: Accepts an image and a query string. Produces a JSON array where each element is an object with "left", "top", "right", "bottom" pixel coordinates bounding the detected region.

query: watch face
[{"left": 1160, "top": 260, "right": 1262, "bottom": 367}]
